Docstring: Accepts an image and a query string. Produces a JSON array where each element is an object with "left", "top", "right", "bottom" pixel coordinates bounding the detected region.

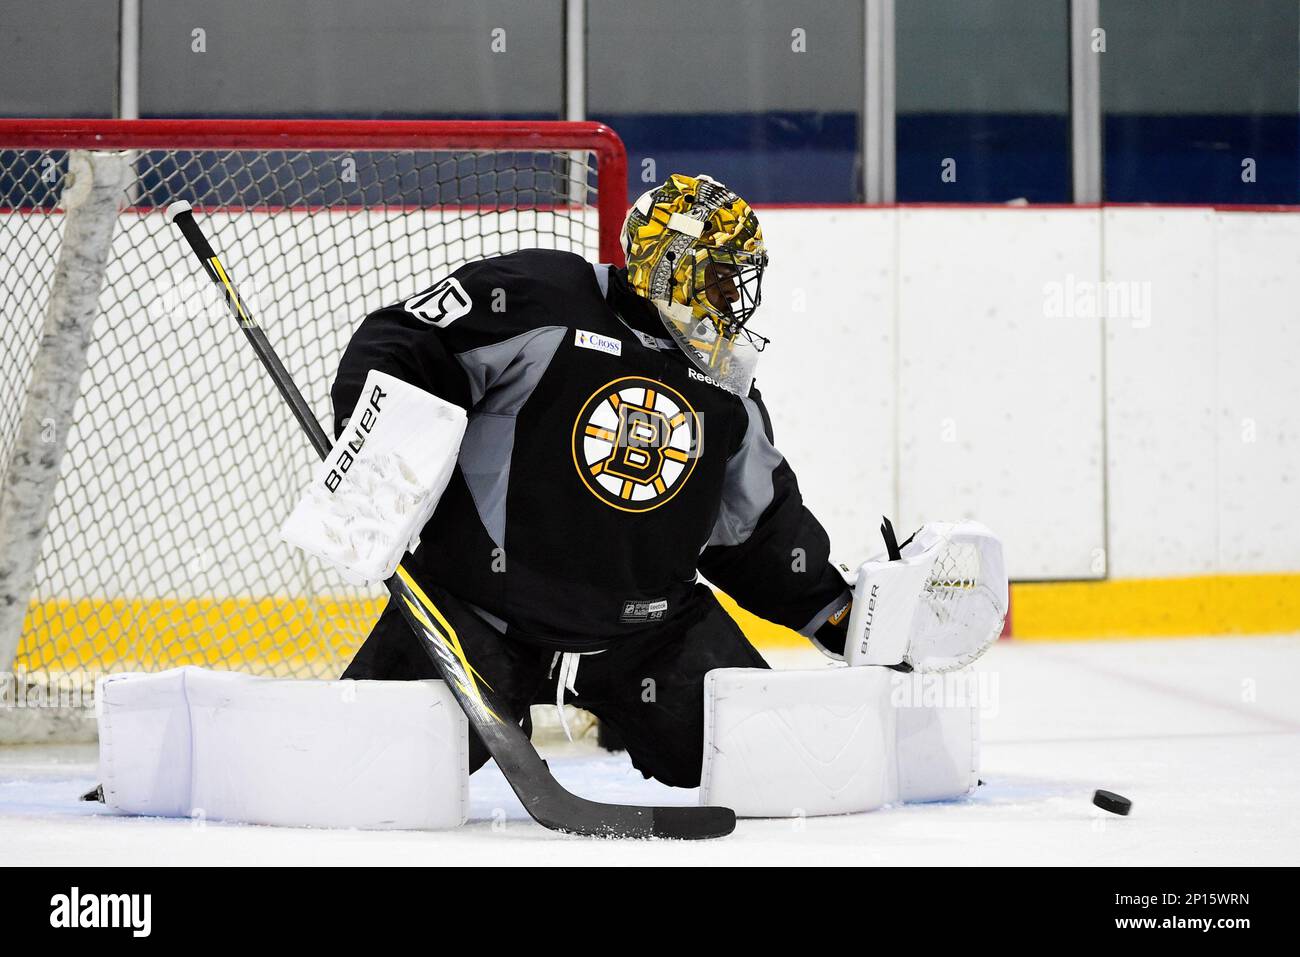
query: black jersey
[{"left": 332, "top": 248, "right": 848, "bottom": 650}]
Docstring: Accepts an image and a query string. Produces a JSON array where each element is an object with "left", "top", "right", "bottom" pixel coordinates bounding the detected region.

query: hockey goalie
[
  {"left": 281, "top": 173, "right": 1006, "bottom": 791},
  {"left": 96, "top": 174, "right": 1005, "bottom": 828}
]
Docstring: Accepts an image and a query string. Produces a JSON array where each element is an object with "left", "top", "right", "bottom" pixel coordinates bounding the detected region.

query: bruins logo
[{"left": 572, "top": 377, "right": 701, "bottom": 512}]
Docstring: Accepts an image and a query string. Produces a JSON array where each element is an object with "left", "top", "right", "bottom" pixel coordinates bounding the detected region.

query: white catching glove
[
  {"left": 842, "top": 519, "right": 1007, "bottom": 673},
  {"left": 280, "top": 370, "right": 466, "bottom": 586}
]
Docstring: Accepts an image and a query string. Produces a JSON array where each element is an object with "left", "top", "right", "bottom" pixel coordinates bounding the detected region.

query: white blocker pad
[
  {"left": 96, "top": 668, "right": 467, "bottom": 829},
  {"left": 280, "top": 368, "right": 467, "bottom": 586},
  {"left": 699, "top": 666, "right": 979, "bottom": 818}
]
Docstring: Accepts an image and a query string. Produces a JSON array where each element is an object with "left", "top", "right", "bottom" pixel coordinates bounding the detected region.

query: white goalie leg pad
[
  {"left": 96, "top": 670, "right": 193, "bottom": 818},
  {"left": 700, "top": 667, "right": 897, "bottom": 817},
  {"left": 280, "top": 369, "right": 466, "bottom": 585},
  {"left": 96, "top": 668, "right": 468, "bottom": 829},
  {"left": 844, "top": 520, "right": 1008, "bottom": 672},
  {"left": 699, "top": 666, "right": 979, "bottom": 817},
  {"left": 893, "top": 671, "right": 981, "bottom": 803}
]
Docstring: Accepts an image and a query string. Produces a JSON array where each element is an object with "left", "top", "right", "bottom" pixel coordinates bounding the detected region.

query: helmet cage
[
  {"left": 656, "top": 244, "right": 769, "bottom": 394},
  {"left": 685, "top": 246, "right": 768, "bottom": 341}
]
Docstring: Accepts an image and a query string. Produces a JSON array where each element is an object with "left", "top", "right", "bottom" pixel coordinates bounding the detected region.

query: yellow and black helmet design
[{"left": 621, "top": 174, "right": 768, "bottom": 393}]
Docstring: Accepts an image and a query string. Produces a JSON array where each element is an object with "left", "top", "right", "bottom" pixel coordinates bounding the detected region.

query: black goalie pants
[{"left": 341, "top": 580, "right": 770, "bottom": 789}]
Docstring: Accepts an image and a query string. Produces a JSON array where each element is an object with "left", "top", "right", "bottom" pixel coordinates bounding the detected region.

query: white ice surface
[{"left": 1, "top": 635, "right": 1298, "bottom": 866}]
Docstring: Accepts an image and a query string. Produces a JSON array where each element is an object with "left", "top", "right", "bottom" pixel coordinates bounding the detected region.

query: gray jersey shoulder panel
[
  {"left": 455, "top": 326, "right": 567, "bottom": 411},
  {"left": 591, "top": 263, "right": 610, "bottom": 299},
  {"left": 454, "top": 326, "right": 566, "bottom": 547},
  {"left": 706, "top": 394, "right": 784, "bottom": 549}
]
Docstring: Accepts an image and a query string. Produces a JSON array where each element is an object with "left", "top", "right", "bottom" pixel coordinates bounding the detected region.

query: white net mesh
[
  {"left": 925, "top": 540, "right": 981, "bottom": 596},
  {"left": 0, "top": 124, "right": 617, "bottom": 697}
]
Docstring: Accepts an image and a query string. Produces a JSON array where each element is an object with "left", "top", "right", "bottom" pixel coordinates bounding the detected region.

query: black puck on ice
[{"left": 1093, "top": 789, "right": 1132, "bottom": 816}]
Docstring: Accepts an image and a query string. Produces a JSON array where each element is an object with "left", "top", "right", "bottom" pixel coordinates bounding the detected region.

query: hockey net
[{"left": 0, "top": 119, "right": 626, "bottom": 741}]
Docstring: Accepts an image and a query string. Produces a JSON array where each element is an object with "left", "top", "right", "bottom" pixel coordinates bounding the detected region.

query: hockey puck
[{"left": 1092, "top": 789, "right": 1132, "bottom": 816}]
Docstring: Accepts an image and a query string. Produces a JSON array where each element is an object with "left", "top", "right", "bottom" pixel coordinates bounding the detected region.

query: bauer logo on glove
[
  {"left": 280, "top": 369, "right": 467, "bottom": 586},
  {"left": 325, "top": 379, "right": 388, "bottom": 492}
]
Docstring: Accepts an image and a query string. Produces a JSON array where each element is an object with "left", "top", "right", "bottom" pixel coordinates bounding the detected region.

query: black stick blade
[
  {"left": 528, "top": 792, "right": 736, "bottom": 840},
  {"left": 651, "top": 805, "right": 737, "bottom": 840}
]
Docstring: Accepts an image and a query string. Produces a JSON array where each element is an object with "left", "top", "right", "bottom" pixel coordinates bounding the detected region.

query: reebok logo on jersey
[
  {"left": 686, "top": 367, "right": 725, "bottom": 390},
  {"left": 574, "top": 329, "right": 622, "bottom": 357}
]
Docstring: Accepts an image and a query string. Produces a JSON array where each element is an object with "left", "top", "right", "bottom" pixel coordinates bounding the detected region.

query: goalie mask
[{"left": 621, "top": 173, "right": 768, "bottom": 394}]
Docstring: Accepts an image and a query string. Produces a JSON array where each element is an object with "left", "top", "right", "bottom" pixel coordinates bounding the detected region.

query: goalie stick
[{"left": 165, "top": 200, "right": 735, "bottom": 840}]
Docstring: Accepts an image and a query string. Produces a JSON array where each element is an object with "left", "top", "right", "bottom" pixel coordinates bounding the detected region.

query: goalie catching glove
[
  {"left": 838, "top": 519, "right": 1007, "bottom": 673},
  {"left": 280, "top": 369, "right": 466, "bottom": 585}
]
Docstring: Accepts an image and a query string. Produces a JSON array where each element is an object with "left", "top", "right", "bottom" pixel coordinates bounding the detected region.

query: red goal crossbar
[{"left": 0, "top": 118, "right": 629, "bottom": 264}]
